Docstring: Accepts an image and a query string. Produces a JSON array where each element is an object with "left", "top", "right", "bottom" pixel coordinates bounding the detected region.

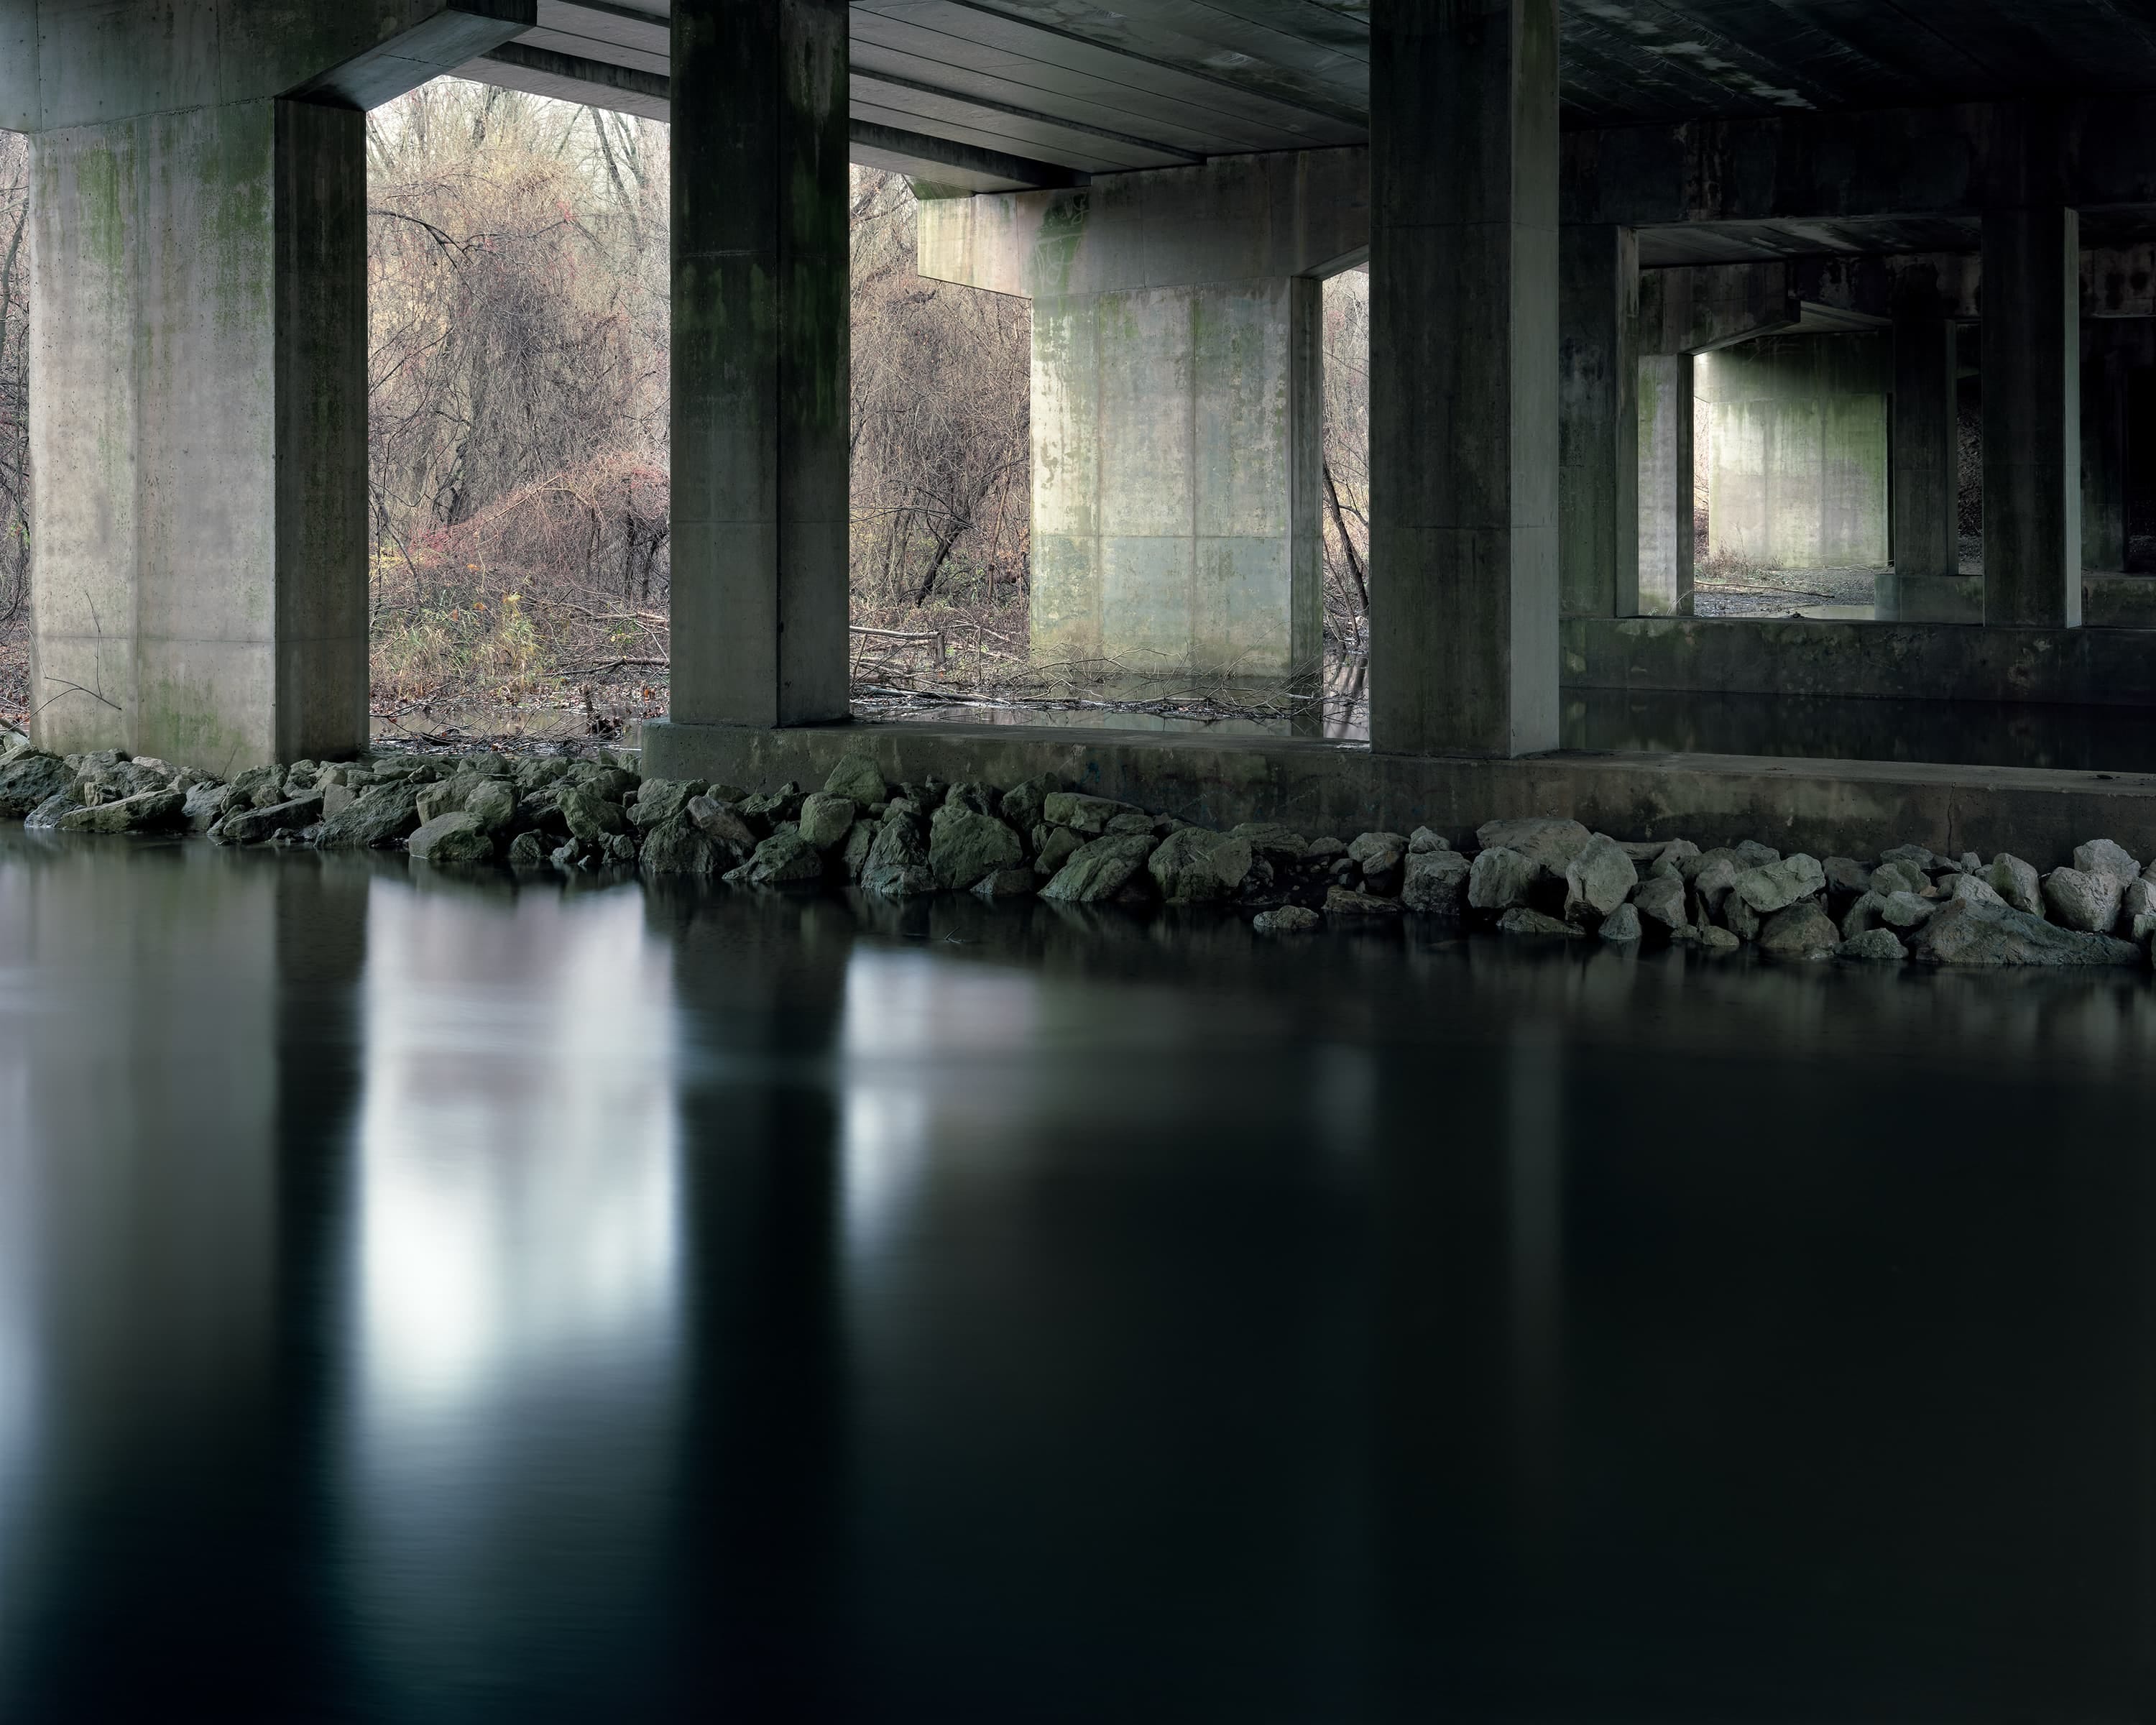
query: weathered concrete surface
[
  {"left": 1891, "top": 316, "right": 1958, "bottom": 582},
  {"left": 1701, "top": 334, "right": 1889, "bottom": 571},
  {"left": 1638, "top": 262, "right": 1800, "bottom": 356},
  {"left": 918, "top": 149, "right": 1350, "bottom": 681},
  {"left": 1984, "top": 206, "right": 2082, "bottom": 627},
  {"left": 2079, "top": 318, "right": 2149, "bottom": 573},
  {"left": 1369, "top": 0, "right": 1558, "bottom": 758},
  {"left": 642, "top": 718, "right": 2156, "bottom": 868},
  {"left": 29, "top": 98, "right": 367, "bottom": 768},
  {"left": 1561, "top": 616, "right": 2156, "bottom": 708},
  {"left": 1559, "top": 224, "right": 1638, "bottom": 617},
  {"left": 1636, "top": 354, "right": 1694, "bottom": 615},
  {"left": 669, "top": 0, "right": 849, "bottom": 729}
]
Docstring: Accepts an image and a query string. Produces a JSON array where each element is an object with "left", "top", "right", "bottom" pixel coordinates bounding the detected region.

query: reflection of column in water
[
  {"left": 1506, "top": 1022, "right": 1565, "bottom": 1540},
  {"left": 0, "top": 842, "right": 334, "bottom": 1710},
  {"left": 341, "top": 880, "right": 683, "bottom": 1715}
]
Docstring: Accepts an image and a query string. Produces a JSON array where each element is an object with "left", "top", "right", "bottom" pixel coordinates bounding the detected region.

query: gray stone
[
  {"left": 1042, "top": 791, "right": 1140, "bottom": 835},
  {"left": 1498, "top": 907, "right": 1583, "bottom": 939},
  {"left": 1692, "top": 855, "right": 1742, "bottom": 920},
  {"left": 414, "top": 777, "right": 473, "bottom": 824},
  {"left": 1678, "top": 845, "right": 1739, "bottom": 883},
  {"left": 24, "top": 792, "right": 83, "bottom": 829},
  {"left": 1348, "top": 830, "right": 1409, "bottom": 870},
  {"left": 1697, "top": 926, "right": 1741, "bottom": 953},
  {"left": 1147, "top": 827, "right": 1245, "bottom": 903},
  {"left": 2124, "top": 876, "right": 2155, "bottom": 926},
  {"left": 2042, "top": 866, "right": 2122, "bottom": 933},
  {"left": 638, "top": 813, "right": 724, "bottom": 875},
  {"left": 798, "top": 793, "right": 857, "bottom": 851},
  {"left": 841, "top": 820, "right": 879, "bottom": 883},
  {"left": 317, "top": 783, "right": 423, "bottom": 849},
  {"left": 0, "top": 752, "right": 71, "bottom": 818},
  {"left": 1733, "top": 852, "right": 1826, "bottom": 915},
  {"left": 507, "top": 829, "right": 550, "bottom": 868},
  {"left": 1253, "top": 905, "right": 1320, "bottom": 934},
  {"left": 1946, "top": 872, "right": 2005, "bottom": 908},
  {"left": 216, "top": 794, "right": 324, "bottom": 846},
  {"left": 319, "top": 783, "right": 355, "bottom": 822},
  {"left": 1878, "top": 891, "right": 1937, "bottom": 931},
  {"left": 1731, "top": 840, "right": 1781, "bottom": 868},
  {"left": 464, "top": 778, "right": 517, "bottom": 834},
  {"left": 999, "top": 774, "right": 1061, "bottom": 834},
  {"left": 1323, "top": 886, "right": 1402, "bottom": 918},
  {"left": 1840, "top": 892, "right": 1886, "bottom": 939},
  {"left": 1839, "top": 927, "right": 1907, "bottom": 962},
  {"left": 225, "top": 765, "right": 282, "bottom": 809},
  {"left": 1408, "top": 827, "right": 1450, "bottom": 855},
  {"left": 1401, "top": 849, "right": 1471, "bottom": 917},
  {"left": 862, "top": 814, "right": 936, "bottom": 898},
  {"left": 1304, "top": 837, "right": 1348, "bottom": 863},
  {"left": 1653, "top": 838, "right": 1702, "bottom": 876},
  {"left": 183, "top": 782, "right": 234, "bottom": 831},
  {"left": 407, "top": 812, "right": 495, "bottom": 865},
  {"left": 1034, "top": 825, "right": 1084, "bottom": 876},
  {"left": 1475, "top": 816, "right": 1590, "bottom": 879},
  {"left": 1880, "top": 843, "right": 1942, "bottom": 875},
  {"left": 1823, "top": 856, "right": 1874, "bottom": 898},
  {"left": 1229, "top": 822, "right": 1309, "bottom": 862},
  {"left": 1040, "top": 833, "right": 1158, "bottom": 903},
  {"left": 515, "top": 756, "right": 572, "bottom": 793},
  {"left": 1105, "top": 810, "right": 1156, "bottom": 837},
  {"left": 630, "top": 778, "right": 703, "bottom": 830},
  {"left": 971, "top": 867, "right": 1036, "bottom": 899},
  {"left": 1598, "top": 903, "right": 1643, "bottom": 943},
  {"left": 1757, "top": 899, "right": 1840, "bottom": 959},
  {"left": 1871, "top": 858, "right": 1931, "bottom": 898},
  {"left": 737, "top": 784, "right": 804, "bottom": 829},
  {"left": 1468, "top": 846, "right": 1535, "bottom": 912},
  {"left": 1909, "top": 898, "right": 2145, "bottom": 967},
  {"left": 824, "top": 753, "right": 886, "bottom": 805},
  {"left": 1724, "top": 895, "right": 1762, "bottom": 942},
  {"left": 557, "top": 784, "right": 628, "bottom": 843},
  {"left": 78, "top": 758, "right": 176, "bottom": 805},
  {"left": 727, "top": 829, "right": 825, "bottom": 888},
  {"left": 56, "top": 788, "right": 188, "bottom": 832},
  {"left": 1563, "top": 833, "right": 1638, "bottom": 925},
  {"left": 1984, "top": 853, "right": 2043, "bottom": 915},
  {"left": 2072, "top": 838, "right": 2142, "bottom": 886},
  {"left": 686, "top": 795, "right": 760, "bottom": 860},
  {"left": 930, "top": 806, "right": 1024, "bottom": 890},
  {"left": 1631, "top": 874, "right": 1687, "bottom": 932}
]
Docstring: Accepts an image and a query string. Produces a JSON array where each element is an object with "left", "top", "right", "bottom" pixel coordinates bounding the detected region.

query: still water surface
[{"left": 2, "top": 832, "right": 2153, "bottom": 1721}]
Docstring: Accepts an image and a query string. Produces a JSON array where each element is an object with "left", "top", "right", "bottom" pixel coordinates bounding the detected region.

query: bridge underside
[{"left": 7, "top": 0, "right": 2156, "bottom": 838}]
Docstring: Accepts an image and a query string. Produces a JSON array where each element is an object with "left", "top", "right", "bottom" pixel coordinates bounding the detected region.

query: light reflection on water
[{"left": 0, "top": 832, "right": 2152, "bottom": 1721}]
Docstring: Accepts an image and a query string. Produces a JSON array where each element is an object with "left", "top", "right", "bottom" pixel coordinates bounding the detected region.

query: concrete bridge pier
[
  {"left": 3, "top": 0, "right": 533, "bottom": 770},
  {"left": 1983, "top": 205, "right": 2082, "bottom": 626}
]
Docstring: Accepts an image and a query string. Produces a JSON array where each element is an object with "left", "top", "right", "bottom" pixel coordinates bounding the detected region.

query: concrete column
[
  {"left": 2081, "top": 321, "right": 2130, "bottom": 572},
  {"left": 1982, "top": 206, "right": 2082, "bottom": 626},
  {"left": 1030, "top": 278, "right": 1322, "bottom": 681},
  {"left": 1559, "top": 225, "right": 1639, "bottom": 617},
  {"left": 669, "top": 0, "right": 849, "bottom": 728},
  {"left": 1891, "top": 317, "right": 1959, "bottom": 580},
  {"left": 1636, "top": 354, "right": 1694, "bottom": 615},
  {"left": 29, "top": 98, "right": 367, "bottom": 767},
  {"left": 1369, "top": 0, "right": 1559, "bottom": 758}
]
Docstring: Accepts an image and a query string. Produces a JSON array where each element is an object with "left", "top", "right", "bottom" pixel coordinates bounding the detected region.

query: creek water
[{"left": 2, "top": 830, "right": 2152, "bottom": 1722}]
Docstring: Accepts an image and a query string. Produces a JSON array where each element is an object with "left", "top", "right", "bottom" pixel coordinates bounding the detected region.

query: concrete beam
[
  {"left": 916, "top": 146, "right": 1369, "bottom": 300},
  {"left": 668, "top": 0, "right": 849, "bottom": 730},
  {"left": 1636, "top": 354, "right": 1694, "bottom": 616},
  {"left": 1984, "top": 206, "right": 2083, "bottom": 627},
  {"left": 640, "top": 717, "right": 2156, "bottom": 870},
  {"left": 1559, "top": 224, "right": 1639, "bottom": 617},
  {"left": 1891, "top": 311, "right": 1959, "bottom": 582},
  {"left": 1639, "top": 260, "right": 1798, "bottom": 357},
  {"left": 1368, "top": 0, "right": 1558, "bottom": 759}
]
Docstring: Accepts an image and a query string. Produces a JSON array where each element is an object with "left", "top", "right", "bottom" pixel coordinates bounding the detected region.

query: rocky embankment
[{"left": 1, "top": 733, "right": 2150, "bottom": 970}]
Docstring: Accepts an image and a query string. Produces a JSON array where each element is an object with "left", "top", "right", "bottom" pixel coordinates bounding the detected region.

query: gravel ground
[{"left": 1692, "top": 566, "right": 1881, "bottom": 617}]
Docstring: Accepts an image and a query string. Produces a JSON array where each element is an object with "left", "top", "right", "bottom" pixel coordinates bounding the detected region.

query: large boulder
[
  {"left": 726, "top": 829, "right": 825, "bottom": 888},
  {"left": 215, "top": 794, "right": 323, "bottom": 846},
  {"left": 558, "top": 783, "right": 629, "bottom": 844},
  {"left": 1984, "top": 852, "right": 2043, "bottom": 916},
  {"left": 930, "top": 806, "right": 1024, "bottom": 890},
  {"left": 824, "top": 753, "right": 886, "bottom": 805},
  {"left": 798, "top": 793, "right": 858, "bottom": 852},
  {"left": 1909, "top": 897, "right": 2143, "bottom": 967},
  {"left": 0, "top": 752, "right": 71, "bottom": 818},
  {"left": 638, "top": 813, "right": 725, "bottom": 875},
  {"left": 1467, "top": 846, "right": 1534, "bottom": 912},
  {"left": 1041, "top": 791, "right": 1141, "bottom": 835},
  {"left": 1733, "top": 852, "right": 1826, "bottom": 915},
  {"left": 183, "top": 781, "right": 234, "bottom": 832},
  {"left": 2042, "top": 866, "right": 2122, "bottom": 934},
  {"left": 1040, "top": 832, "right": 1157, "bottom": 903},
  {"left": 1498, "top": 907, "right": 1581, "bottom": 939},
  {"left": 1033, "top": 826, "right": 1084, "bottom": 876},
  {"left": 24, "top": 791, "right": 83, "bottom": 829},
  {"left": 630, "top": 778, "right": 704, "bottom": 830},
  {"left": 1839, "top": 927, "right": 1907, "bottom": 962},
  {"left": 1756, "top": 899, "right": 1839, "bottom": 959},
  {"left": 464, "top": 778, "right": 517, "bottom": 834},
  {"left": 317, "top": 783, "right": 423, "bottom": 849},
  {"left": 860, "top": 813, "right": 934, "bottom": 898},
  {"left": 1146, "top": 827, "right": 1253, "bottom": 903},
  {"left": 1474, "top": 816, "right": 1590, "bottom": 880},
  {"left": 1401, "top": 849, "right": 1471, "bottom": 917},
  {"left": 1230, "top": 822, "right": 1309, "bottom": 864},
  {"left": 2073, "top": 838, "right": 2142, "bottom": 886},
  {"left": 1877, "top": 890, "right": 1936, "bottom": 931},
  {"left": 1631, "top": 873, "right": 1687, "bottom": 933},
  {"left": 1945, "top": 872, "right": 2005, "bottom": 909},
  {"left": 1252, "top": 905, "right": 1320, "bottom": 934},
  {"left": 1690, "top": 854, "right": 1742, "bottom": 921},
  {"left": 56, "top": 788, "right": 187, "bottom": 833},
  {"left": 1598, "top": 903, "right": 1643, "bottom": 944},
  {"left": 407, "top": 812, "right": 495, "bottom": 865},
  {"left": 998, "top": 774, "right": 1061, "bottom": 834},
  {"left": 686, "top": 795, "right": 759, "bottom": 862},
  {"left": 78, "top": 758, "right": 175, "bottom": 805},
  {"left": 1562, "top": 833, "right": 1637, "bottom": 926},
  {"left": 1324, "top": 886, "right": 1402, "bottom": 918}
]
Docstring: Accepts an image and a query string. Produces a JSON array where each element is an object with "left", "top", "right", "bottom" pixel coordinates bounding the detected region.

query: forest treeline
[{"left": 0, "top": 81, "right": 1370, "bottom": 733}]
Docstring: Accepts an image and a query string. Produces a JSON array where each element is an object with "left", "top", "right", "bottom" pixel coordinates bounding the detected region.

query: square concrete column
[
  {"left": 670, "top": 0, "right": 849, "bottom": 728},
  {"left": 1368, "top": 0, "right": 1559, "bottom": 758},
  {"left": 1891, "top": 317, "right": 1959, "bottom": 581},
  {"left": 1560, "top": 225, "right": 1639, "bottom": 617},
  {"left": 2081, "top": 321, "right": 2131, "bottom": 572},
  {"left": 29, "top": 99, "right": 367, "bottom": 767},
  {"left": 1982, "top": 207, "right": 2081, "bottom": 626},
  {"left": 1636, "top": 354, "right": 1695, "bottom": 615}
]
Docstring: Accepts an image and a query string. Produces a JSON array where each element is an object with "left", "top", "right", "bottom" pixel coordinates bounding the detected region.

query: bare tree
[{"left": 0, "top": 131, "right": 30, "bottom": 721}]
